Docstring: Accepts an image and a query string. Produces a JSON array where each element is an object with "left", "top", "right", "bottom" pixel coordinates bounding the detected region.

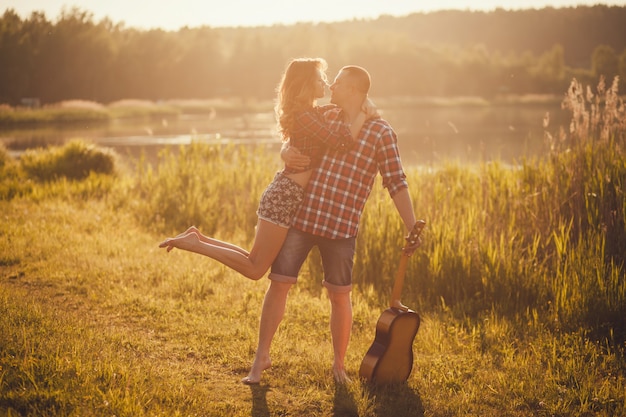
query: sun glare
[{"left": 6, "top": 0, "right": 622, "bottom": 29}]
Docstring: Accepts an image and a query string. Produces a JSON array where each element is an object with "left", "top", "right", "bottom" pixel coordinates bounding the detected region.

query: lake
[{"left": 0, "top": 102, "right": 569, "bottom": 167}]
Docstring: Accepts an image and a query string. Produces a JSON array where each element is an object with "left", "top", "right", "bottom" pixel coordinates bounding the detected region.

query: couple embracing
[{"left": 159, "top": 57, "right": 421, "bottom": 384}]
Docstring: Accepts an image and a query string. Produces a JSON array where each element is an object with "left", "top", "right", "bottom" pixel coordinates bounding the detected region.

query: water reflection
[
  {"left": 385, "top": 103, "right": 568, "bottom": 165},
  {"left": 0, "top": 103, "right": 568, "bottom": 166}
]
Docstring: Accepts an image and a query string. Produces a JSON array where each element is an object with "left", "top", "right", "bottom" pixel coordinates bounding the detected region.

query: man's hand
[
  {"left": 402, "top": 220, "right": 426, "bottom": 256},
  {"left": 402, "top": 236, "right": 422, "bottom": 257},
  {"left": 281, "top": 145, "right": 311, "bottom": 171}
]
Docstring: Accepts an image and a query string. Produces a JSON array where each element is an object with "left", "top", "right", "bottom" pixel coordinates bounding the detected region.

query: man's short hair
[{"left": 341, "top": 65, "right": 370, "bottom": 94}]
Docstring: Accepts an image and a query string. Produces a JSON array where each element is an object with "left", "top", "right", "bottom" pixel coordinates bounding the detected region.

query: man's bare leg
[{"left": 327, "top": 289, "right": 353, "bottom": 383}]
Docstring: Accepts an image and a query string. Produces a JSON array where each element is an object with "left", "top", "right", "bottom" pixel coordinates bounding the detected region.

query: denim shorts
[
  {"left": 269, "top": 228, "right": 356, "bottom": 293},
  {"left": 256, "top": 172, "right": 304, "bottom": 228}
]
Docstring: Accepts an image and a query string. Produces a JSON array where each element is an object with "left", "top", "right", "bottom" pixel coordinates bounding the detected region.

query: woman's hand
[
  {"left": 281, "top": 145, "right": 310, "bottom": 171},
  {"left": 361, "top": 97, "right": 380, "bottom": 120}
]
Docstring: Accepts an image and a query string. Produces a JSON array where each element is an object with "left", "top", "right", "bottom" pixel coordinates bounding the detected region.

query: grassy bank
[
  {"left": 0, "top": 98, "right": 275, "bottom": 127},
  {"left": 0, "top": 100, "right": 177, "bottom": 126}
]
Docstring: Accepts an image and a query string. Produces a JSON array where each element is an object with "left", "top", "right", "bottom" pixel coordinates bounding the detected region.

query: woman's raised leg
[
  {"left": 163, "top": 226, "right": 250, "bottom": 256},
  {"left": 159, "top": 219, "right": 289, "bottom": 280}
]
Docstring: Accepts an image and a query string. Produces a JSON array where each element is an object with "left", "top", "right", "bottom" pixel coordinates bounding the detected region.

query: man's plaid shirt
[{"left": 292, "top": 106, "right": 408, "bottom": 239}]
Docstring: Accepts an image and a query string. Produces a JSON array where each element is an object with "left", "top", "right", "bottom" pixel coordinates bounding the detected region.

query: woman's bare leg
[
  {"left": 159, "top": 219, "right": 288, "bottom": 280},
  {"left": 165, "top": 226, "right": 250, "bottom": 256},
  {"left": 242, "top": 280, "right": 292, "bottom": 384}
]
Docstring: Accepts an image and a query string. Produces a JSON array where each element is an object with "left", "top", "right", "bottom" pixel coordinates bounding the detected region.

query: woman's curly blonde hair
[{"left": 275, "top": 58, "right": 327, "bottom": 142}]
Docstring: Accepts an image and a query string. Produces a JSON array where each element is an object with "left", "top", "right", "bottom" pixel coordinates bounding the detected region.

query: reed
[
  {"left": 119, "top": 142, "right": 277, "bottom": 242},
  {"left": 114, "top": 132, "right": 624, "bottom": 346}
]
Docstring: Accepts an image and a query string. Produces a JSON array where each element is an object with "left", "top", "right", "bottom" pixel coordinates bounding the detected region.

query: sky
[{"left": 4, "top": 0, "right": 625, "bottom": 29}]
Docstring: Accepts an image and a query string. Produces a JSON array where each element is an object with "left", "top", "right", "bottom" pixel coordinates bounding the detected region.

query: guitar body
[
  {"left": 360, "top": 220, "right": 425, "bottom": 384},
  {"left": 359, "top": 307, "right": 421, "bottom": 384}
]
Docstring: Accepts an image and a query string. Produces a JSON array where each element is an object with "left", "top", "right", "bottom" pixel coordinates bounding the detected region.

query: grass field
[{"left": 1, "top": 79, "right": 625, "bottom": 416}]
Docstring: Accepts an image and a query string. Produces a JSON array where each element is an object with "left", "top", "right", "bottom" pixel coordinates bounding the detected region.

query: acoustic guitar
[{"left": 359, "top": 220, "right": 426, "bottom": 384}]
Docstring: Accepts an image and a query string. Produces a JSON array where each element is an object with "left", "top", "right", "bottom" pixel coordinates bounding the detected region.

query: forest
[{"left": 1, "top": 5, "right": 626, "bottom": 105}]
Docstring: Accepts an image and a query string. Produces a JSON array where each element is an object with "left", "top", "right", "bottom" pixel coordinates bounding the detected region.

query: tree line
[{"left": 1, "top": 5, "right": 625, "bottom": 105}]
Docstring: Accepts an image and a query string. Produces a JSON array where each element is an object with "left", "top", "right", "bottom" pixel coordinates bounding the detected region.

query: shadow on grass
[
  {"left": 247, "top": 379, "right": 423, "bottom": 417},
  {"left": 248, "top": 384, "right": 271, "bottom": 417},
  {"left": 370, "top": 382, "right": 424, "bottom": 417},
  {"left": 333, "top": 383, "right": 359, "bottom": 416}
]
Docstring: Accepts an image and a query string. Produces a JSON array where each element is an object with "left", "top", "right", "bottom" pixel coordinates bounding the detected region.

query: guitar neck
[
  {"left": 390, "top": 253, "right": 410, "bottom": 310},
  {"left": 389, "top": 220, "right": 425, "bottom": 311}
]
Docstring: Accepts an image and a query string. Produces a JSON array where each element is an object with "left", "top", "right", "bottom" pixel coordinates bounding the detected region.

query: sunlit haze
[{"left": 5, "top": 0, "right": 623, "bottom": 29}]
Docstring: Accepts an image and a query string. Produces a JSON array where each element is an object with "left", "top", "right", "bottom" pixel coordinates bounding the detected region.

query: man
[{"left": 242, "top": 65, "right": 420, "bottom": 384}]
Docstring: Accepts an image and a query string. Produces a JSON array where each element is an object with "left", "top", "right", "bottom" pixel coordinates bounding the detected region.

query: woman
[{"left": 158, "top": 58, "right": 372, "bottom": 279}]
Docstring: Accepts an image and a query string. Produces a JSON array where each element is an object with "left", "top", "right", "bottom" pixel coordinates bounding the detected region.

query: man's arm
[
  {"left": 392, "top": 188, "right": 417, "bottom": 233},
  {"left": 391, "top": 187, "right": 421, "bottom": 256},
  {"left": 374, "top": 122, "right": 422, "bottom": 254}
]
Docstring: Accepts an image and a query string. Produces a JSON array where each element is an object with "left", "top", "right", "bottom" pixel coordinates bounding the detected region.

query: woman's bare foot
[
  {"left": 159, "top": 231, "right": 200, "bottom": 252},
  {"left": 241, "top": 357, "right": 272, "bottom": 385},
  {"left": 175, "top": 226, "right": 199, "bottom": 239},
  {"left": 158, "top": 227, "right": 201, "bottom": 252}
]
